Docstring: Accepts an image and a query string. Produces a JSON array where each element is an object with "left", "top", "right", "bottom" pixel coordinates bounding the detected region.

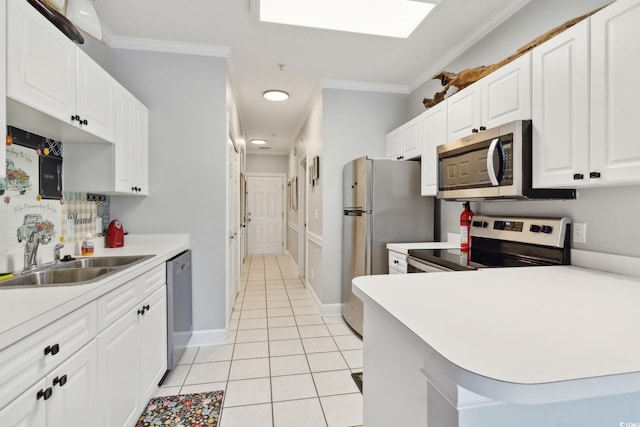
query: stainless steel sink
[
  {"left": 0, "top": 255, "right": 154, "bottom": 289},
  {"left": 54, "top": 255, "right": 153, "bottom": 269},
  {"left": 0, "top": 267, "right": 116, "bottom": 288}
]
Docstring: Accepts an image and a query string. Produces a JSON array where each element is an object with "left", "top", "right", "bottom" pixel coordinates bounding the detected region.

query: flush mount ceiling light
[
  {"left": 251, "top": 139, "right": 267, "bottom": 145},
  {"left": 255, "top": 0, "right": 436, "bottom": 38},
  {"left": 263, "top": 90, "right": 289, "bottom": 101}
]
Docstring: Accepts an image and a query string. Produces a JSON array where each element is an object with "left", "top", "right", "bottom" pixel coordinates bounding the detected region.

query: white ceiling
[{"left": 92, "top": 0, "right": 530, "bottom": 154}]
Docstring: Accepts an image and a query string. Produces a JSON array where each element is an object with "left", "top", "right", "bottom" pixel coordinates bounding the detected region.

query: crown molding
[
  {"left": 320, "top": 79, "right": 409, "bottom": 94},
  {"left": 101, "top": 21, "right": 230, "bottom": 57},
  {"left": 408, "top": 0, "right": 531, "bottom": 92}
]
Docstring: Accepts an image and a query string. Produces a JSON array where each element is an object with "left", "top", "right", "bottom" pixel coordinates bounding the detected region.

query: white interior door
[
  {"left": 227, "top": 136, "right": 240, "bottom": 324},
  {"left": 247, "top": 175, "right": 284, "bottom": 255}
]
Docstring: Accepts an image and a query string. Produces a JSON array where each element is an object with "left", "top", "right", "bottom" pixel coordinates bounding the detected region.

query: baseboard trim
[
  {"left": 187, "top": 329, "right": 228, "bottom": 347},
  {"left": 305, "top": 278, "right": 343, "bottom": 317}
]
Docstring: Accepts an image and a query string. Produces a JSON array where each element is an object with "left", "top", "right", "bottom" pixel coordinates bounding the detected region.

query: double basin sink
[{"left": 0, "top": 255, "right": 154, "bottom": 289}]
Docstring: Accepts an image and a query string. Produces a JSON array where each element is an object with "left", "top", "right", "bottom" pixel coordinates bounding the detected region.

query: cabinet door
[
  {"left": 386, "top": 128, "right": 403, "bottom": 160},
  {"left": 532, "top": 20, "right": 590, "bottom": 188},
  {"left": 139, "top": 287, "right": 168, "bottom": 403},
  {"left": 482, "top": 52, "right": 531, "bottom": 129},
  {"left": 76, "top": 50, "right": 116, "bottom": 143},
  {"left": 97, "top": 310, "right": 141, "bottom": 427},
  {"left": 420, "top": 102, "right": 447, "bottom": 196},
  {"left": 133, "top": 99, "right": 150, "bottom": 195},
  {"left": 591, "top": 0, "right": 640, "bottom": 185},
  {"left": 447, "top": 82, "right": 481, "bottom": 141},
  {"left": 401, "top": 116, "right": 421, "bottom": 160},
  {"left": 46, "top": 342, "right": 98, "bottom": 427},
  {"left": 0, "top": 0, "right": 6, "bottom": 181},
  {"left": 114, "top": 85, "right": 135, "bottom": 193},
  {"left": 0, "top": 379, "right": 47, "bottom": 427},
  {"left": 7, "top": 0, "right": 76, "bottom": 125}
]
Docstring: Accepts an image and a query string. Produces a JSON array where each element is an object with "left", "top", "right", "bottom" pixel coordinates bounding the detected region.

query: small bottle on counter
[{"left": 81, "top": 233, "right": 95, "bottom": 256}]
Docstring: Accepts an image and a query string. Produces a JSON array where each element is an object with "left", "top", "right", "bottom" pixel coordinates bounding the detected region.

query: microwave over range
[{"left": 437, "top": 120, "right": 576, "bottom": 200}]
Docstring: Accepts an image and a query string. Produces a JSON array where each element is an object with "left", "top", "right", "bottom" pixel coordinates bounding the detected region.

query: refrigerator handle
[{"left": 364, "top": 212, "right": 372, "bottom": 275}]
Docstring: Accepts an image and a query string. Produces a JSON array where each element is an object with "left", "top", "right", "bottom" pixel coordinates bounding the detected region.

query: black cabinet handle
[
  {"left": 44, "top": 344, "right": 60, "bottom": 356},
  {"left": 590, "top": 171, "right": 601, "bottom": 178},
  {"left": 138, "top": 308, "right": 146, "bottom": 315},
  {"left": 53, "top": 375, "right": 68, "bottom": 387},
  {"left": 37, "top": 388, "right": 53, "bottom": 400},
  {"left": 70, "top": 115, "right": 76, "bottom": 122},
  {"left": 472, "top": 128, "right": 479, "bottom": 133},
  {"left": 573, "top": 173, "right": 584, "bottom": 180},
  {"left": 81, "top": 119, "right": 88, "bottom": 125},
  {"left": 143, "top": 304, "right": 150, "bottom": 311},
  {"left": 479, "top": 126, "right": 486, "bottom": 131}
]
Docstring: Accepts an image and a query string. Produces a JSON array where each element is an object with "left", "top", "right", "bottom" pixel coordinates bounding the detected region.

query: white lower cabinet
[
  {"left": 98, "top": 286, "right": 167, "bottom": 427},
  {"left": 0, "top": 341, "right": 98, "bottom": 427},
  {"left": 0, "top": 264, "right": 168, "bottom": 427},
  {"left": 388, "top": 250, "right": 407, "bottom": 274}
]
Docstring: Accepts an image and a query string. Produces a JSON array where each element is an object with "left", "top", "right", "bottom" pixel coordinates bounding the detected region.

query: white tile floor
[{"left": 157, "top": 255, "right": 364, "bottom": 427}]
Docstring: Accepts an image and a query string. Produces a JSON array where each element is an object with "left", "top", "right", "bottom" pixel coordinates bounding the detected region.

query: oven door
[{"left": 406, "top": 256, "right": 456, "bottom": 273}]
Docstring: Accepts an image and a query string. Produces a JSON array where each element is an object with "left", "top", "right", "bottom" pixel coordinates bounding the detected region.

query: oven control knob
[
  {"left": 494, "top": 221, "right": 505, "bottom": 230},
  {"left": 541, "top": 225, "right": 553, "bottom": 234},
  {"left": 529, "top": 225, "right": 541, "bottom": 233}
]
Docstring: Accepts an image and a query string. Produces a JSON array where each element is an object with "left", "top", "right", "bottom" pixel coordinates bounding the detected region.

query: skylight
[{"left": 257, "top": 0, "right": 436, "bottom": 38}]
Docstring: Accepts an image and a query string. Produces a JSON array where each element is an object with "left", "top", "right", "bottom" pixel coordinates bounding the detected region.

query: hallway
[{"left": 157, "top": 255, "right": 363, "bottom": 427}]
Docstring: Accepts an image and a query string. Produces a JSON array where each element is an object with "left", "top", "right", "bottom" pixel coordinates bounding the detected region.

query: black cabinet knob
[
  {"left": 479, "top": 126, "right": 486, "bottom": 131},
  {"left": 541, "top": 225, "right": 553, "bottom": 234},
  {"left": 529, "top": 225, "right": 541, "bottom": 233},
  {"left": 53, "top": 375, "right": 68, "bottom": 387},
  {"left": 590, "top": 171, "right": 601, "bottom": 178},
  {"left": 472, "top": 128, "right": 479, "bottom": 133},
  {"left": 37, "top": 388, "right": 53, "bottom": 401},
  {"left": 44, "top": 344, "right": 60, "bottom": 356},
  {"left": 573, "top": 173, "right": 584, "bottom": 180}
]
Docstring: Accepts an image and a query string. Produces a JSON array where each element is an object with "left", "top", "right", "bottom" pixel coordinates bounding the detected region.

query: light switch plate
[{"left": 573, "top": 223, "right": 587, "bottom": 244}]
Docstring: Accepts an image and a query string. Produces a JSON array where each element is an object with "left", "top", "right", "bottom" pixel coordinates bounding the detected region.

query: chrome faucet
[
  {"left": 53, "top": 243, "right": 64, "bottom": 264},
  {"left": 23, "top": 231, "right": 52, "bottom": 271}
]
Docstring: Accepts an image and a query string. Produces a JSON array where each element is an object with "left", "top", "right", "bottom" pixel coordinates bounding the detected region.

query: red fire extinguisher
[{"left": 460, "top": 202, "right": 474, "bottom": 250}]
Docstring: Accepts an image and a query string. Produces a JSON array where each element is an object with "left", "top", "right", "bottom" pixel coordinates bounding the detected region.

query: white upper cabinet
[
  {"left": 420, "top": 102, "right": 447, "bottom": 196},
  {"left": 7, "top": 0, "right": 116, "bottom": 144},
  {"left": 386, "top": 116, "right": 422, "bottom": 160},
  {"left": 447, "top": 52, "right": 531, "bottom": 141},
  {"left": 1, "top": 1, "right": 7, "bottom": 181},
  {"left": 76, "top": 50, "right": 117, "bottom": 143},
  {"left": 386, "top": 128, "right": 402, "bottom": 160},
  {"left": 132, "top": 100, "right": 150, "bottom": 195},
  {"left": 7, "top": 0, "right": 76, "bottom": 125},
  {"left": 533, "top": 0, "right": 640, "bottom": 188},
  {"left": 590, "top": 0, "right": 640, "bottom": 185},
  {"left": 532, "top": 19, "right": 590, "bottom": 188},
  {"left": 401, "top": 116, "right": 422, "bottom": 159},
  {"left": 447, "top": 81, "right": 482, "bottom": 141}
]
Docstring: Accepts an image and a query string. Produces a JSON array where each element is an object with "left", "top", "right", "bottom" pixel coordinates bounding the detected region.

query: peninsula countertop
[{"left": 353, "top": 266, "right": 640, "bottom": 403}]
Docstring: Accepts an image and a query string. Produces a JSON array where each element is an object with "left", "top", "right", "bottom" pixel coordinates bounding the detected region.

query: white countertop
[
  {"left": 386, "top": 241, "right": 460, "bottom": 254},
  {"left": 0, "top": 234, "right": 189, "bottom": 350},
  {"left": 353, "top": 266, "right": 640, "bottom": 402}
]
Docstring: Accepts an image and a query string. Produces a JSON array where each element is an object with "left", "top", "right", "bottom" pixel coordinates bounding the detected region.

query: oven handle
[
  {"left": 407, "top": 256, "right": 455, "bottom": 273},
  {"left": 486, "top": 138, "right": 505, "bottom": 186}
]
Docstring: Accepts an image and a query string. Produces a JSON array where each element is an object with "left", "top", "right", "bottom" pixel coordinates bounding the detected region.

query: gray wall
[
  {"left": 246, "top": 154, "right": 288, "bottom": 174},
  {"left": 408, "top": 0, "right": 640, "bottom": 258},
  {"left": 107, "top": 49, "right": 229, "bottom": 331},
  {"left": 321, "top": 88, "right": 409, "bottom": 305}
]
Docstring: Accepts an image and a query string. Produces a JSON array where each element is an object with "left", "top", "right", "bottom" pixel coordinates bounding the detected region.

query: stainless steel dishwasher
[{"left": 166, "top": 250, "right": 193, "bottom": 371}]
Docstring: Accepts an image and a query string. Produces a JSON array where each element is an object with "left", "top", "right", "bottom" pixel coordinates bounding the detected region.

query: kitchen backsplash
[{"left": 1, "top": 127, "right": 110, "bottom": 257}]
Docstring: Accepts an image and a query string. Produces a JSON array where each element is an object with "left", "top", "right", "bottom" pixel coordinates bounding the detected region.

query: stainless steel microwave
[{"left": 436, "top": 120, "right": 576, "bottom": 200}]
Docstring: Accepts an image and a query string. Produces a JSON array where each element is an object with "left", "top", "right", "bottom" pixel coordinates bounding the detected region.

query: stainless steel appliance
[
  {"left": 407, "top": 215, "right": 571, "bottom": 273},
  {"left": 342, "top": 157, "right": 434, "bottom": 335},
  {"left": 437, "top": 120, "right": 576, "bottom": 200},
  {"left": 166, "top": 250, "right": 192, "bottom": 371}
]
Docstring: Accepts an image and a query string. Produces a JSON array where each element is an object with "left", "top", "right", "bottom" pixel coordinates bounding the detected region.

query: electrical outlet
[{"left": 573, "top": 223, "right": 587, "bottom": 244}]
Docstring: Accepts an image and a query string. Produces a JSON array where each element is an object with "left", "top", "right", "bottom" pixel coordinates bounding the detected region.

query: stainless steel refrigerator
[{"left": 342, "top": 157, "right": 434, "bottom": 335}]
